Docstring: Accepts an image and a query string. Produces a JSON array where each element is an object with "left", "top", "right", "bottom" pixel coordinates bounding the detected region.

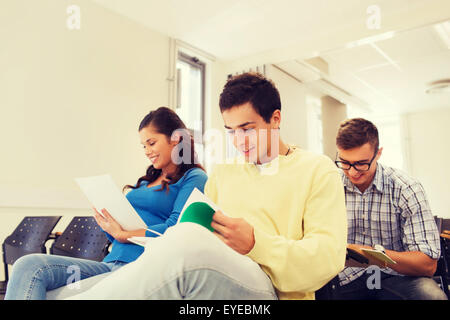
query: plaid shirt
[{"left": 338, "top": 163, "right": 441, "bottom": 286}]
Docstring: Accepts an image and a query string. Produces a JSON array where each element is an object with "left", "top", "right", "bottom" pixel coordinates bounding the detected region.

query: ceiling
[
  {"left": 326, "top": 21, "right": 450, "bottom": 113},
  {"left": 91, "top": 0, "right": 450, "bottom": 114},
  {"left": 276, "top": 21, "right": 450, "bottom": 114},
  {"left": 92, "top": 0, "right": 440, "bottom": 60}
]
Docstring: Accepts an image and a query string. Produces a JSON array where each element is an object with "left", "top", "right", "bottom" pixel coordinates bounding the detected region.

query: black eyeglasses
[{"left": 335, "top": 149, "right": 378, "bottom": 172}]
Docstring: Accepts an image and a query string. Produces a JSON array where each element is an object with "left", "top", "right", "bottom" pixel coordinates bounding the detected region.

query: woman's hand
[{"left": 93, "top": 207, "right": 127, "bottom": 243}]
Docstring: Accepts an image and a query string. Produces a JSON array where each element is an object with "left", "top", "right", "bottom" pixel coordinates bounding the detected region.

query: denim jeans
[
  {"left": 4, "top": 253, "right": 126, "bottom": 300},
  {"left": 67, "top": 223, "right": 278, "bottom": 300},
  {"left": 337, "top": 270, "right": 448, "bottom": 300}
]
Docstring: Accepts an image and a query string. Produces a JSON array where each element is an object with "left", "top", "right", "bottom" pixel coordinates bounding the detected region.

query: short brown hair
[
  {"left": 336, "top": 118, "right": 379, "bottom": 151},
  {"left": 219, "top": 72, "right": 281, "bottom": 123}
]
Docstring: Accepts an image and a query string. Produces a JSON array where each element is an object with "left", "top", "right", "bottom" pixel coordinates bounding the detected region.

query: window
[
  {"left": 372, "top": 115, "right": 404, "bottom": 170},
  {"left": 176, "top": 52, "right": 205, "bottom": 137},
  {"left": 176, "top": 51, "right": 206, "bottom": 165},
  {"left": 347, "top": 105, "right": 404, "bottom": 170}
]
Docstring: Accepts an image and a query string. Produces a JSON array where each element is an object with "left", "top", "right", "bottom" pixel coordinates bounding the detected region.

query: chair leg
[
  {"left": 3, "top": 263, "right": 8, "bottom": 283},
  {"left": 441, "top": 275, "right": 449, "bottom": 299},
  {"left": 0, "top": 263, "right": 8, "bottom": 295}
]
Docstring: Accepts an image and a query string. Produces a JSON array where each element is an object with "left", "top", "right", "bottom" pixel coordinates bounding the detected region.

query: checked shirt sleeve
[{"left": 399, "top": 181, "right": 440, "bottom": 259}]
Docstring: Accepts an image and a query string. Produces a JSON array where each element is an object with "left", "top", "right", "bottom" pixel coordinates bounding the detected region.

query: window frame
[{"left": 176, "top": 51, "right": 206, "bottom": 139}]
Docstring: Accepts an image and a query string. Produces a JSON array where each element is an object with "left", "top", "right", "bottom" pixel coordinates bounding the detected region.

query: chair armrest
[
  {"left": 441, "top": 232, "right": 450, "bottom": 240},
  {"left": 48, "top": 232, "right": 62, "bottom": 240}
]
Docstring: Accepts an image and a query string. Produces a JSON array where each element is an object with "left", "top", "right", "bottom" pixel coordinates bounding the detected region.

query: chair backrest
[
  {"left": 434, "top": 216, "right": 442, "bottom": 233},
  {"left": 50, "top": 216, "right": 110, "bottom": 262},
  {"left": 442, "top": 236, "right": 450, "bottom": 281},
  {"left": 2, "top": 216, "right": 62, "bottom": 265},
  {"left": 442, "top": 218, "right": 450, "bottom": 231},
  {"left": 433, "top": 216, "right": 450, "bottom": 298},
  {"left": 440, "top": 218, "right": 450, "bottom": 272}
]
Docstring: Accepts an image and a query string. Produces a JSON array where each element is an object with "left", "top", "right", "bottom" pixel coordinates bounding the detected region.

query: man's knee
[
  {"left": 413, "top": 277, "right": 448, "bottom": 300},
  {"left": 385, "top": 276, "right": 449, "bottom": 300},
  {"left": 161, "top": 223, "right": 220, "bottom": 258}
]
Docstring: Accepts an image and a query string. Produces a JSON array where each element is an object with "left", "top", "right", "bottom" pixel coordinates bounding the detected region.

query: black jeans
[{"left": 337, "top": 271, "right": 448, "bottom": 300}]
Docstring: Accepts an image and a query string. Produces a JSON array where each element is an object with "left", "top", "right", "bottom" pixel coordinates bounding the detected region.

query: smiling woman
[
  {"left": 124, "top": 107, "right": 204, "bottom": 193},
  {"left": 4, "top": 107, "right": 208, "bottom": 300}
]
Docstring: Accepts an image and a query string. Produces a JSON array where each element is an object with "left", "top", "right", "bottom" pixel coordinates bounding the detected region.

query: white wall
[
  {"left": 0, "top": 0, "right": 170, "bottom": 209},
  {"left": 321, "top": 96, "right": 347, "bottom": 159},
  {"left": 208, "top": 61, "right": 228, "bottom": 136},
  {"left": 266, "top": 65, "right": 309, "bottom": 149},
  {"left": 403, "top": 107, "right": 450, "bottom": 219},
  {"left": 0, "top": 0, "right": 171, "bottom": 280}
]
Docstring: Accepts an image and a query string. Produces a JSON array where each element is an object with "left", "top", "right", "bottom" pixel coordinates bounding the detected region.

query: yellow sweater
[{"left": 204, "top": 147, "right": 347, "bottom": 300}]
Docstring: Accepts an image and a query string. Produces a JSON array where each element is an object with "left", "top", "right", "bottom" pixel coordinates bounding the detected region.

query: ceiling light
[
  {"left": 345, "top": 31, "right": 396, "bottom": 49},
  {"left": 434, "top": 21, "right": 450, "bottom": 49},
  {"left": 425, "top": 79, "right": 450, "bottom": 94}
]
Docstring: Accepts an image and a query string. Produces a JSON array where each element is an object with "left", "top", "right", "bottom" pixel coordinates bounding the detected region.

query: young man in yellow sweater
[{"left": 65, "top": 73, "right": 347, "bottom": 300}]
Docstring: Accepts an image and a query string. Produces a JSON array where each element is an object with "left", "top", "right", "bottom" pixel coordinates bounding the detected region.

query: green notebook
[
  {"left": 177, "top": 188, "right": 223, "bottom": 232},
  {"left": 130, "top": 189, "right": 222, "bottom": 246},
  {"left": 179, "top": 201, "right": 216, "bottom": 232}
]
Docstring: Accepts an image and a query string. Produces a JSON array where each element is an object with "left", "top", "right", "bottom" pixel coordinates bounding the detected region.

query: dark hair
[
  {"left": 336, "top": 118, "right": 379, "bottom": 151},
  {"left": 219, "top": 72, "right": 281, "bottom": 123},
  {"left": 124, "top": 107, "right": 204, "bottom": 192}
]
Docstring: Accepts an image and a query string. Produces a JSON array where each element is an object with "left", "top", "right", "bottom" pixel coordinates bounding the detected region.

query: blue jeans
[
  {"left": 67, "top": 223, "right": 278, "bottom": 300},
  {"left": 337, "top": 271, "right": 448, "bottom": 300},
  {"left": 4, "top": 253, "right": 126, "bottom": 300}
]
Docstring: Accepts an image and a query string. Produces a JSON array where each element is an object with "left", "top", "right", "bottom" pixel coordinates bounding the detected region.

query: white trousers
[{"left": 66, "top": 223, "right": 277, "bottom": 300}]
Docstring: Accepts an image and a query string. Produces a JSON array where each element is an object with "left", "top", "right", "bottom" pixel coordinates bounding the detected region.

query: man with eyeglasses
[{"left": 334, "top": 118, "right": 447, "bottom": 300}]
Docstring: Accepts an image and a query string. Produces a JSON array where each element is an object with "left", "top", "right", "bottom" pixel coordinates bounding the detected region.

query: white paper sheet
[
  {"left": 75, "top": 174, "right": 147, "bottom": 231},
  {"left": 361, "top": 248, "right": 397, "bottom": 264}
]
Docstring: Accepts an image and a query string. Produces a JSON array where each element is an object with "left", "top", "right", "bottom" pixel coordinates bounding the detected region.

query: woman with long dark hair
[{"left": 5, "top": 107, "right": 207, "bottom": 300}]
